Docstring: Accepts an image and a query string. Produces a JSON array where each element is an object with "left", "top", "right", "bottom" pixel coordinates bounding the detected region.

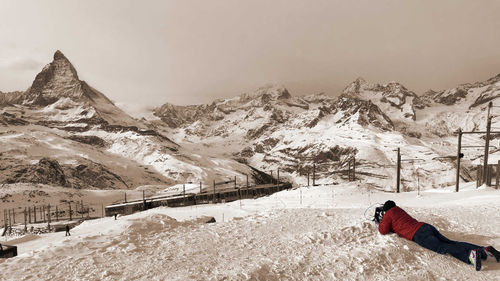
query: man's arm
[{"left": 378, "top": 211, "right": 392, "bottom": 235}]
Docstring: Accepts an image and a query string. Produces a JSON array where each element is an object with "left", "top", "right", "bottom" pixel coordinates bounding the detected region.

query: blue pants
[{"left": 412, "top": 223, "right": 480, "bottom": 264}]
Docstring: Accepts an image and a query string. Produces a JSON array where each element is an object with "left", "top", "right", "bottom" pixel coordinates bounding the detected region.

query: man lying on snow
[{"left": 374, "top": 200, "right": 500, "bottom": 271}]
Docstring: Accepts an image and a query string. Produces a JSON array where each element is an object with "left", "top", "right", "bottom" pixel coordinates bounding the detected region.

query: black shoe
[
  {"left": 485, "top": 246, "right": 500, "bottom": 262},
  {"left": 479, "top": 247, "right": 487, "bottom": 261},
  {"left": 469, "top": 249, "right": 482, "bottom": 271}
]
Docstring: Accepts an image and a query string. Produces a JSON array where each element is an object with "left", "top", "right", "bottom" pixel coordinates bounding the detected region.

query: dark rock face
[
  {"left": 69, "top": 162, "right": 129, "bottom": 189},
  {"left": 342, "top": 79, "right": 422, "bottom": 120},
  {"left": 0, "top": 157, "right": 130, "bottom": 189},
  {"left": 205, "top": 217, "right": 216, "bottom": 223},
  {"left": 67, "top": 135, "right": 107, "bottom": 147},
  {"left": 423, "top": 87, "right": 468, "bottom": 106},
  {"left": 335, "top": 96, "right": 394, "bottom": 131},
  {"left": 4, "top": 158, "right": 69, "bottom": 187},
  {"left": 0, "top": 112, "right": 29, "bottom": 126}
]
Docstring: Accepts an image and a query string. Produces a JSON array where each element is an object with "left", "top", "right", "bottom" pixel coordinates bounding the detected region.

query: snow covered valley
[{"left": 1, "top": 183, "right": 499, "bottom": 281}]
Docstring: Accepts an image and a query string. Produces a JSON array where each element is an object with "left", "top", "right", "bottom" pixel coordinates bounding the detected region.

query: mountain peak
[
  {"left": 342, "top": 77, "right": 368, "bottom": 96},
  {"left": 53, "top": 50, "right": 67, "bottom": 60},
  {"left": 354, "top": 77, "right": 366, "bottom": 84},
  {"left": 23, "top": 50, "right": 81, "bottom": 106}
]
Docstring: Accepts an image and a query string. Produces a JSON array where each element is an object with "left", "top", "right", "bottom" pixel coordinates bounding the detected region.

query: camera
[{"left": 373, "top": 206, "right": 384, "bottom": 223}]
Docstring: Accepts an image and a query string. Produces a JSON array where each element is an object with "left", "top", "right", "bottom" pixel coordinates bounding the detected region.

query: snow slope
[{"left": 1, "top": 182, "right": 499, "bottom": 280}]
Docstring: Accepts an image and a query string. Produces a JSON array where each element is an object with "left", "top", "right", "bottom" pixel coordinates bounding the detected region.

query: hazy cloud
[{"left": 1, "top": 57, "right": 43, "bottom": 71}]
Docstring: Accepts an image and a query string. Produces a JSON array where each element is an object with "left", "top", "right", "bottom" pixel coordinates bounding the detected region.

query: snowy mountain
[
  {"left": 153, "top": 75, "right": 500, "bottom": 190},
  {"left": 0, "top": 51, "right": 264, "bottom": 190},
  {"left": 341, "top": 77, "right": 425, "bottom": 122}
]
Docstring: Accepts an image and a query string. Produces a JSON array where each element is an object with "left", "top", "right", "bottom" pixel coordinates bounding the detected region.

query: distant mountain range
[
  {"left": 153, "top": 72, "right": 500, "bottom": 189},
  {"left": 2, "top": 50, "right": 499, "bottom": 190}
]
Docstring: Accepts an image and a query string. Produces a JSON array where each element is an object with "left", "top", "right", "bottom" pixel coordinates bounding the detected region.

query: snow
[{"left": 1, "top": 182, "right": 499, "bottom": 280}]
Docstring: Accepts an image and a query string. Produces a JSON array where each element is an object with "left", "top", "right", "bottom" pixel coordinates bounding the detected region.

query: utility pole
[
  {"left": 313, "top": 164, "right": 316, "bottom": 186},
  {"left": 213, "top": 180, "right": 216, "bottom": 203},
  {"left": 456, "top": 128, "right": 462, "bottom": 192},
  {"left": 483, "top": 102, "right": 493, "bottom": 186},
  {"left": 347, "top": 161, "right": 351, "bottom": 181},
  {"left": 277, "top": 169, "right": 280, "bottom": 185},
  {"left": 353, "top": 157, "right": 356, "bottom": 181},
  {"left": 69, "top": 203, "right": 72, "bottom": 221},
  {"left": 396, "top": 148, "right": 401, "bottom": 193},
  {"left": 183, "top": 184, "right": 185, "bottom": 205}
]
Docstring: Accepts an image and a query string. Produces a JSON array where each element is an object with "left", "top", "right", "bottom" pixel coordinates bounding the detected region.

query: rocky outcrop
[
  {"left": 420, "top": 73, "right": 500, "bottom": 108},
  {"left": 2, "top": 158, "right": 69, "bottom": 187},
  {"left": 342, "top": 78, "right": 422, "bottom": 121},
  {"left": 334, "top": 96, "right": 394, "bottom": 131},
  {"left": 0, "top": 157, "right": 130, "bottom": 189},
  {"left": 0, "top": 112, "right": 29, "bottom": 126},
  {"left": 0, "top": 91, "right": 24, "bottom": 106},
  {"left": 67, "top": 135, "right": 107, "bottom": 147},
  {"left": 69, "top": 162, "right": 129, "bottom": 189}
]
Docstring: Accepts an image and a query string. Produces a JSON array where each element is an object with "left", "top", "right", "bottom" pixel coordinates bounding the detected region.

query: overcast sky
[{"left": 1, "top": 0, "right": 500, "bottom": 111}]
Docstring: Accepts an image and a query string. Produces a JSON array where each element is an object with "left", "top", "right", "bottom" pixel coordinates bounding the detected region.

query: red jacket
[{"left": 378, "top": 206, "right": 424, "bottom": 241}]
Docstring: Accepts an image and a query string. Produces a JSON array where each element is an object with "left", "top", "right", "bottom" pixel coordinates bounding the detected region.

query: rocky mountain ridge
[
  {"left": 0, "top": 51, "right": 264, "bottom": 190},
  {"left": 153, "top": 73, "right": 500, "bottom": 189}
]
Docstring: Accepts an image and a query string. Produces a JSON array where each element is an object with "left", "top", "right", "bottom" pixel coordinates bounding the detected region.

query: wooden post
[
  {"left": 24, "top": 208, "right": 27, "bottom": 232},
  {"left": 277, "top": 169, "right": 280, "bottom": 186},
  {"left": 300, "top": 187, "right": 302, "bottom": 205},
  {"left": 183, "top": 184, "right": 186, "bottom": 205},
  {"left": 47, "top": 204, "right": 51, "bottom": 229},
  {"left": 34, "top": 205, "right": 37, "bottom": 223},
  {"left": 353, "top": 157, "right": 356, "bottom": 181},
  {"left": 102, "top": 203, "right": 104, "bottom": 218},
  {"left": 69, "top": 203, "right": 72, "bottom": 221},
  {"left": 348, "top": 161, "right": 351, "bottom": 181},
  {"left": 81, "top": 201, "right": 84, "bottom": 219},
  {"left": 307, "top": 172, "right": 310, "bottom": 186},
  {"left": 124, "top": 192, "right": 127, "bottom": 203},
  {"left": 456, "top": 128, "right": 462, "bottom": 192},
  {"left": 200, "top": 182, "right": 202, "bottom": 193},
  {"left": 483, "top": 102, "right": 492, "bottom": 186},
  {"left": 397, "top": 148, "right": 401, "bottom": 193},
  {"left": 12, "top": 208, "right": 15, "bottom": 224},
  {"left": 477, "top": 165, "right": 482, "bottom": 187},
  {"left": 313, "top": 164, "right": 316, "bottom": 186},
  {"left": 213, "top": 180, "right": 216, "bottom": 203},
  {"left": 497, "top": 160, "right": 500, "bottom": 189},
  {"left": 56, "top": 206, "right": 59, "bottom": 222},
  {"left": 488, "top": 165, "right": 493, "bottom": 186},
  {"left": 28, "top": 207, "right": 31, "bottom": 224},
  {"left": 246, "top": 174, "right": 249, "bottom": 197}
]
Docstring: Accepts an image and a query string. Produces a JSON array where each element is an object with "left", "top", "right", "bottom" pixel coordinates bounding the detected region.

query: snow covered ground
[{"left": 1, "top": 182, "right": 499, "bottom": 281}]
